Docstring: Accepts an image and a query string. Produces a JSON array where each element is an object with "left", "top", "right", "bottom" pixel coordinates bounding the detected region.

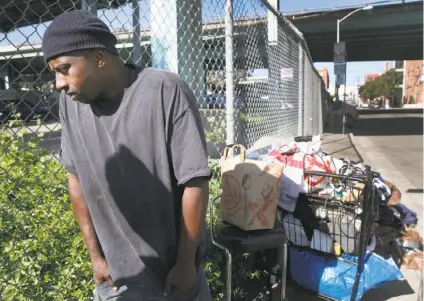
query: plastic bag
[
  {"left": 289, "top": 248, "right": 404, "bottom": 301},
  {"left": 282, "top": 213, "right": 310, "bottom": 247}
]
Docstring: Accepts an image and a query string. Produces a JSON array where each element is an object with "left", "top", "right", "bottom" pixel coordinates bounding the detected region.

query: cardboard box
[{"left": 219, "top": 144, "right": 283, "bottom": 231}]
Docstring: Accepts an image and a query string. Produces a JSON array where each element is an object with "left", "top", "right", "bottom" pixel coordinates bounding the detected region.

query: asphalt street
[
  {"left": 350, "top": 112, "right": 423, "bottom": 301},
  {"left": 351, "top": 113, "right": 423, "bottom": 190}
]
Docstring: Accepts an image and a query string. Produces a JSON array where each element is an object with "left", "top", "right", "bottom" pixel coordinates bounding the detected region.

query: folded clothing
[
  {"left": 394, "top": 204, "right": 418, "bottom": 226},
  {"left": 373, "top": 177, "right": 391, "bottom": 203}
]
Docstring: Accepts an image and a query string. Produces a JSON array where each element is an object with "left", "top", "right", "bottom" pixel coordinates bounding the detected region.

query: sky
[
  {"left": 314, "top": 61, "right": 389, "bottom": 86},
  {"left": 0, "top": 0, "right": 411, "bottom": 87},
  {"left": 279, "top": 0, "right": 403, "bottom": 87}
]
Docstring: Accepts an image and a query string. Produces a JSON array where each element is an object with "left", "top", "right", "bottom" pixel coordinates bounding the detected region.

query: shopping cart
[{"left": 282, "top": 167, "right": 380, "bottom": 301}]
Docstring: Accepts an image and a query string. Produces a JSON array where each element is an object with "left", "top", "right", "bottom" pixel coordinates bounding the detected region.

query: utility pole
[{"left": 335, "top": 5, "right": 373, "bottom": 135}]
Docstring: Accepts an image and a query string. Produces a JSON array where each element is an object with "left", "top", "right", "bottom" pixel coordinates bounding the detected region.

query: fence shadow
[{"left": 353, "top": 116, "right": 423, "bottom": 136}]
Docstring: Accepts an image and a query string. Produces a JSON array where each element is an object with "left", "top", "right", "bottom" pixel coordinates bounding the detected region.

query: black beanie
[{"left": 42, "top": 10, "right": 119, "bottom": 62}]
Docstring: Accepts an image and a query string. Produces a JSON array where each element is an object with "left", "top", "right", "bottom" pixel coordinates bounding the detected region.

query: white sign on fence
[{"left": 281, "top": 68, "right": 294, "bottom": 80}]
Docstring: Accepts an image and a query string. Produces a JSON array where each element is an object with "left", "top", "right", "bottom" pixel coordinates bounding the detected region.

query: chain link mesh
[{"left": 0, "top": 0, "right": 327, "bottom": 299}]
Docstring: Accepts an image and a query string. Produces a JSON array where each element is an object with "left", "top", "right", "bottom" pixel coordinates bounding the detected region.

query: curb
[
  {"left": 358, "top": 108, "right": 423, "bottom": 115},
  {"left": 348, "top": 133, "right": 364, "bottom": 163}
]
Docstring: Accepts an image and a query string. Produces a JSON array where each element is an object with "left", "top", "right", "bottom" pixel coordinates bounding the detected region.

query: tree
[{"left": 359, "top": 69, "right": 402, "bottom": 100}]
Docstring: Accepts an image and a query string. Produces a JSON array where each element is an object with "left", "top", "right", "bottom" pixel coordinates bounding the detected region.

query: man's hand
[
  {"left": 164, "top": 177, "right": 207, "bottom": 297},
  {"left": 68, "top": 174, "right": 115, "bottom": 289},
  {"left": 164, "top": 260, "right": 197, "bottom": 296},
  {"left": 92, "top": 257, "right": 114, "bottom": 287}
]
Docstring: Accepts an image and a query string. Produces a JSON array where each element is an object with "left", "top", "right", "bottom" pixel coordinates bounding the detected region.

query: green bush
[
  {"left": 0, "top": 129, "right": 93, "bottom": 300},
  {"left": 0, "top": 127, "right": 263, "bottom": 301}
]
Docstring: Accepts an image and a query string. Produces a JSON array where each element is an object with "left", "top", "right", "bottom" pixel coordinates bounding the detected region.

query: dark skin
[{"left": 49, "top": 49, "right": 208, "bottom": 294}]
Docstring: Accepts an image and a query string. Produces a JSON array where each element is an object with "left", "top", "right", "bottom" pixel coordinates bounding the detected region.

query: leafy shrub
[
  {"left": 0, "top": 126, "right": 263, "bottom": 301},
  {"left": 0, "top": 129, "right": 93, "bottom": 301},
  {"left": 204, "top": 150, "right": 266, "bottom": 301}
]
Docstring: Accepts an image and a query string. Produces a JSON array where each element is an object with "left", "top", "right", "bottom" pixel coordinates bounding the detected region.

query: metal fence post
[
  {"left": 267, "top": 0, "right": 280, "bottom": 136},
  {"left": 132, "top": 0, "right": 141, "bottom": 65},
  {"left": 317, "top": 81, "right": 322, "bottom": 134},
  {"left": 298, "top": 42, "right": 304, "bottom": 136},
  {"left": 225, "top": 0, "right": 234, "bottom": 146}
]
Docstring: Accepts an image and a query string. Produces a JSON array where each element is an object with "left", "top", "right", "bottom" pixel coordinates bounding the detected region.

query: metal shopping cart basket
[{"left": 282, "top": 166, "right": 380, "bottom": 301}]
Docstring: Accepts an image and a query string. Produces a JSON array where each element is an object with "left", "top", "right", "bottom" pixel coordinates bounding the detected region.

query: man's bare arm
[
  {"left": 68, "top": 173, "right": 112, "bottom": 285},
  {"left": 176, "top": 177, "right": 209, "bottom": 265},
  {"left": 164, "top": 177, "right": 208, "bottom": 294},
  {"left": 68, "top": 173, "right": 102, "bottom": 261}
]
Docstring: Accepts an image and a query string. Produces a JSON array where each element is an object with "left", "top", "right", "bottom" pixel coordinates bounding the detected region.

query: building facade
[
  {"left": 402, "top": 60, "right": 423, "bottom": 104},
  {"left": 364, "top": 73, "right": 380, "bottom": 83},
  {"left": 317, "top": 68, "right": 329, "bottom": 89}
]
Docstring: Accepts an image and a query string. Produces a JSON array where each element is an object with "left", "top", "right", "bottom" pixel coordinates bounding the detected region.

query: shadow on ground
[
  {"left": 325, "top": 115, "right": 423, "bottom": 136},
  {"left": 353, "top": 116, "right": 423, "bottom": 136},
  {"left": 361, "top": 279, "right": 415, "bottom": 301},
  {"left": 267, "top": 268, "right": 416, "bottom": 301}
]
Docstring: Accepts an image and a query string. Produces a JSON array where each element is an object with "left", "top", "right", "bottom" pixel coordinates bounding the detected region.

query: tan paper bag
[{"left": 219, "top": 144, "right": 284, "bottom": 231}]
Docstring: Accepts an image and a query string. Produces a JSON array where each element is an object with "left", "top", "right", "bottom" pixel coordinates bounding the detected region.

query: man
[{"left": 41, "top": 10, "right": 212, "bottom": 301}]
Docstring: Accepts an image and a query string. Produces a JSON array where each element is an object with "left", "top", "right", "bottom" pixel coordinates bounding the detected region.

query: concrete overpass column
[
  {"left": 132, "top": 0, "right": 142, "bottom": 64},
  {"left": 0, "top": 65, "right": 10, "bottom": 89},
  {"left": 150, "top": 0, "right": 204, "bottom": 100},
  {"left": 81, "top": 0, "right": 97, "bottom": 15}
]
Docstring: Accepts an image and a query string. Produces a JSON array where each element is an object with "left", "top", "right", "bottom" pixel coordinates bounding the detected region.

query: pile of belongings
[
  {"left": 246, "top": 135, "right": 421, "bottom": 262},
  {"left": 246, "top": 136, "right": 371, "bottom": 254},
  {"left": 245, "top": 135, "right": 420, "bottom": 300}
]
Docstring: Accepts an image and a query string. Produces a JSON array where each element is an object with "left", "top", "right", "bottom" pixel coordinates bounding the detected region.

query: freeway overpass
[
  {"left": 0, "top": 0, "right": 422, "bottom": 89},
  {"left": 1, "top": 1, "right": 421, "bottom": 65},
  {"left": 285, "top": 1, "right": 423, "bottom": 62}
]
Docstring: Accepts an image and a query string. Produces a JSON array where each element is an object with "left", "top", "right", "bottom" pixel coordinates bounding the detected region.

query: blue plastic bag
[{"left": 290, "top": 248, "right": 404, "bottom": 301}]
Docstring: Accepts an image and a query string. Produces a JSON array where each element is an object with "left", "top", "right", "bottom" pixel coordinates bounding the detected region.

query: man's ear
[{"left": 92, "top": 49, "right": 107, "bottom": 68}]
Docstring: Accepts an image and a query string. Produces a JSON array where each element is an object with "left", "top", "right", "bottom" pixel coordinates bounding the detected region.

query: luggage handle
[{"left": 222, "top": 144, "right": 246, "bottom": 162}]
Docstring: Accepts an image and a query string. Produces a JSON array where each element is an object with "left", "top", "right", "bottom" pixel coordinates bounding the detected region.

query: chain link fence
[{"left": 0, "top": 0, "right": 328, "bottom": 300}]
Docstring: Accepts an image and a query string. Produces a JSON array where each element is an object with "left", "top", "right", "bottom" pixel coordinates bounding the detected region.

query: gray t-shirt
[{"left": 59, "top": 66, "right": 211, "bottom": 291}]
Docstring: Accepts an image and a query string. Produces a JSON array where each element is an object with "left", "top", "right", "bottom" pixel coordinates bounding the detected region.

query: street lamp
[
  {"left": 336, "top": 5, "right": 373, "bottom": 135},
  {"left": 337, "top": 5, "right": 373, "bottom": 43}
]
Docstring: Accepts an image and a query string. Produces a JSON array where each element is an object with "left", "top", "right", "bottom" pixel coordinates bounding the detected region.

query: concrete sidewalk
[
  {"left": 348, "top": 132, "right": 422, "bottom": 301},
  {"left": 267, "top": 131, "right": 421, "bottom": 301},
  {"left": 320, "top": 132, "right": 362, "bottom": 162}
]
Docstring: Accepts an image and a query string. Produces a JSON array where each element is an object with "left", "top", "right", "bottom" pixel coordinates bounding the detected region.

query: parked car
[
  {"left": 369, "top": 101, "right": 381, "bottom": 109},
  {"left": 200, "top": 93, "right": 246, "bottom": 109},
  {"left": 348, "top": 100, "right": 358, "bottom": 107},
  {"left": 0, "top": 100, "right": 51, "bottom": 123},
  {"left": 325, "top": 100, "right": 359, "bottom": 128},
  {"left": 0, "top": 89, "right": 51, "bottom": 123}
]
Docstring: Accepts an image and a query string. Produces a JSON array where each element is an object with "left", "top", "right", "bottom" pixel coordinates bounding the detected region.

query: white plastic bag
[
  {"left": 311, "top": 230, "right": 334, "bottom": 254},
  {"left": 282, "top": 213, "right": 310, "bottom": 247}
]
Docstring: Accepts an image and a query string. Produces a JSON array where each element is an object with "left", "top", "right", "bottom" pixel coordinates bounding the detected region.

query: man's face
[{"left": 48, "top": 50, "right": 104, "bottom": 104}]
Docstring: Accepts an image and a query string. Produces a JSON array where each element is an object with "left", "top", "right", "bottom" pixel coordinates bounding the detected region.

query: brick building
[
  {"left": 317, "top": 68, "right": 329, "bottom": 89},
  {"left": 402, "top": 60, "right": 423, "bottom": 104},
  {"left": 364, "top": 73, "right": 380, "bottom": 83}
]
